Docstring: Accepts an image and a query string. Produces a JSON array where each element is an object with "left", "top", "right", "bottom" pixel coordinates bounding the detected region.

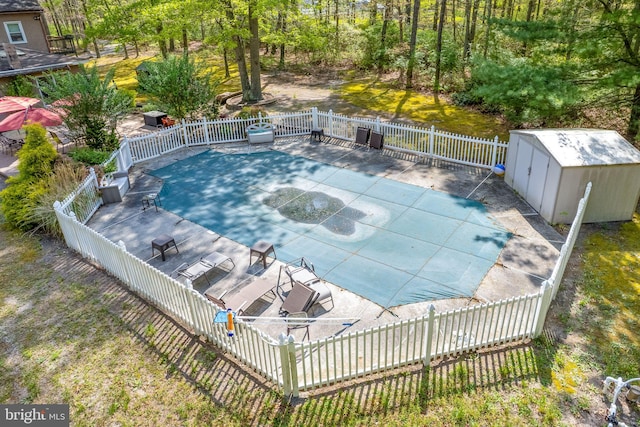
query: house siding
[{"left": 0, "top": 11, "right": 50, "bottom": 52}]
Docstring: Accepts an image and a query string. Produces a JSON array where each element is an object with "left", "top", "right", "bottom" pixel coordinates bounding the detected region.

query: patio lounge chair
[
  {"left": 280, "top": 282, "right": 318, "bottom": 315},
  {"left": 172, "top": 251, "right": 235, "bottom": 286},
  {"left": 206, "top": 277, "right": 275, "bottom": 315},
  {"left": 355, "top": 126, "right": 370, "bottom": 146}
]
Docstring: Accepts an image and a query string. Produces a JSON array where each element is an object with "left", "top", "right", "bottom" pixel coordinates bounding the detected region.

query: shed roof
[
  {"left": 510, "top": 129, "right": 640, "bottom": 167},
  {"left": 0, "top": 0, "right": 42, "bottom": 12}
]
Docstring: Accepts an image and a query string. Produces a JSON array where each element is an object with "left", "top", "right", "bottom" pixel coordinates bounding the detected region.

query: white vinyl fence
[
  {"left": 52, "top": 109, "right": 591, "bottom": 397},
  {"left": 121, "top": 108, "right": 507, "bottom": 169}
]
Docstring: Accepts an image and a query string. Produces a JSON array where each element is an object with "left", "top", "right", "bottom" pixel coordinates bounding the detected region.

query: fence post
[
  {"left": 491, "top": 136, "right": 499, "bottom": 167},
  {"left": 287, "top": 337, "right": 299, "bottom": 397},
  {"left": 429, "top": 125, "right": 435, "bottom": 156},
  {"left": 278, "top": 334, "right": 293, "bottom": 397},
  {"left": 327, "top": 109, "right": 335, "bottom": 138},
  {"left": 181, "top": 119, "right": 189, "bottom": 147},
  {"left": 203, "top": 117, "right": 211, "bottom": 146},
  {"left": 534, "top": 281, "right": 553, "bottom": 338},
  {"left": 312, "top": 107, "right": 318, "bottom": 129},
  {"left": 424, "top": 304, "right": 436, "bottom": 364},
  {"left": 375, "top": 116, "right": 381, "bottom": 132},
  {"left": 258, "top": 111, "right": 263, "bottom": 123}
]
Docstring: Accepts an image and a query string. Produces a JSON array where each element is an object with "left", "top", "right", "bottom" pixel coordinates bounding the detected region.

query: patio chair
[
  {"left": 279, "top": 258, "right": 334, "bottom": 310},
  {"left": 161, "top": 116, "right": 176, "bottom": 127},
  {"left": 280, "top": 282, "right": 318, "bottom": 316},
  {"left": 206, "top": 277, "right": 275, "bottom": 315},
  {"left": 286, "top": 311, "right": 311, "bottom": 340},
  {"left": 50, "top": 130, "right": 75, "bottom": 153},
  {"left": 369, "top": 131, "right": 384, "bottom": 150},
  {"left": 171, "top": 251, "right": 235, "bottom": 287},
  {"left": 355, "top": 126, "right": 370, "bottom": 146}
]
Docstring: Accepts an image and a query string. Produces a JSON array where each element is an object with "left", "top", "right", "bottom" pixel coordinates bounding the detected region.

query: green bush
[
  {"left": 3, "top": 75, "right": 35, "bottom": 97},
  {"left": 68, "top": 147, "right": 112, "bottom": 165},
  {"left": 0, "top": 179, "right": 47, "bottom": 231},
  {"left": 0, "top": 125, "right": 58, "bottom": 231}
]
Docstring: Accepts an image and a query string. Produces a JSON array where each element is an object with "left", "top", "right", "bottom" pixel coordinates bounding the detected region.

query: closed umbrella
[
  {"left": 0, "top": 96, "right": 41, "bottom": 114},
  {"left": 0, "top": 107, "right": 62, "bottom": 132}
]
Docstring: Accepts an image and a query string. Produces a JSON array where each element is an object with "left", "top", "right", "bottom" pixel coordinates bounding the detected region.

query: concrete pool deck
[{"left": 86, "top": 135, "right": 565, "bottom": 341}]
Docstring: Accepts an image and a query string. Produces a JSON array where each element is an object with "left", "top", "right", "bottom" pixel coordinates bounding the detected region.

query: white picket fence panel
[
  {"left": 51, "top": 108, "right": 593, "bottom": 396},
  {"left": 120, "top": 108, "right": 507, "bottom": 169}
]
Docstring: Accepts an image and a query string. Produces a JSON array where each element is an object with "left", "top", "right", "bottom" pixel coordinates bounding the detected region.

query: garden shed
[{"left": 504, "top": 129, "right": 640, "bottom": 224}]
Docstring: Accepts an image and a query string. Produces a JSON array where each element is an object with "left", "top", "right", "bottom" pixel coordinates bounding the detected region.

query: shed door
[
  {"left": 512, "top": 142, "right": 532, "bottom": 196},
  {"left": 526, "top": 148, "right": 550, "bottom": 211}
]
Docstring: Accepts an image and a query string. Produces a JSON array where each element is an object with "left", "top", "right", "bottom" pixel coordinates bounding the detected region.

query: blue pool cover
[{"left": 152, "top": 150, "right": 511, "bottom": 308}]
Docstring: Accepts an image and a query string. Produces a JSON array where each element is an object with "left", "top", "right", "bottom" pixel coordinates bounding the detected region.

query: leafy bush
[
  {"left": 236, "top": 106, "right": 266, "bottom": 119},
  {"left": 68, "top": 148, "right": 112, "bottom": 166},
  {"left": 39, "top": 65, "right": 133, "bottom": 149},
  {"left": 466, "top": 58, "right": 580, "bottom": 126},
  {"left": 137, "top": 55, "right": 219, "bottom": 120},
  {"left": 15, "top": 125, "right": 57, "bottom": 179},
  {"left": 0, "top": 125, "right": 58, "bottom": 231},
  {"left": 2, "top": 75, "right": 35, "bottom": 97}
]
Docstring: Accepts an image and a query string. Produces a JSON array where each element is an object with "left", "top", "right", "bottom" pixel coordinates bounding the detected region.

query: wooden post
[{"left": 312, "top": 107, "right": 318, "bottom": 129}]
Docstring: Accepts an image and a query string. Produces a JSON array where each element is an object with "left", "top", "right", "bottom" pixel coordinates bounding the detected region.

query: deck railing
[{"left": 52, "top": 109, "right": 590, "bottom": 397}]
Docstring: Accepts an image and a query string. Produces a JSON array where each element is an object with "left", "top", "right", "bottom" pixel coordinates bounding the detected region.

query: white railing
[
  {"left": 52, "top": 207, "right": 286, "bottom": 386},
  {"left": 120, "top": 108, "right": 507, "bottom": 169},
  {"left": 52, "top": 109, "right": 591, "bottom": 397},
  {"left": 546, "top": 182, "right": 592, "bottom": 300},
  {"left": 51, "top": 182, "right": 592, "bottom": 397},
  {"left": 55, "top": 168, "right": 102, "bottom": 225}
]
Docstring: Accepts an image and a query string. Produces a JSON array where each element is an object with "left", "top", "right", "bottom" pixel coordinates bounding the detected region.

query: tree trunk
[
  {"left": 379, "top": 0, "right": 392, "bottom": 72},
  {"left": 233, "top": 35, "right": 251, "bottom": 101},
  {"left": 182, "top": 27, "right": 188, "bottom": 56},
  {"left": 79, "top": 0, "right": 100, "bottom": 57},
  {"left": 627, "top": 82, "right": 640, "bottom": 142},
  {"left": 482, "top": 0, "right": 493, "bottom": 58},
  {"left": 223, "top": 48, "right": 231, "bottom": 78},
  {"left": 43, "top": 0, "right": 63, "bottom": 36},
  {"left": 433, "top": 0, "right": 440, "bottom": 31},
  {"left": 279, "top": 12, "right": 286, "bottom": 69},
  {"left": 397, "top": 5, "right": 404, "bottom": 41},
  {"left": 451, "top": 0, "right": 457, "bottom": 41},
  {"left": 463, "top": 0, "right": 472, "bottom": 60},
  {"left": 248, "top": 0, "right": 262, "bottom": 102},
  {"left": 406, "top": 0, "right": 420, "bottom": 88},
  {"left": 157, "top": 22, "right": 167, "bottom": 59},
  {"left": 434, "top": 0, "right": 447, "bottom": 94}
]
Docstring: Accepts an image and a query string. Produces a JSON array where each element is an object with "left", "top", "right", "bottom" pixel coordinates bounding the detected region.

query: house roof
[
  {"left": 0, "top": 1, "right": 43, "bottom": 13},
  {"left": 0, "top": 47, "right": 84, "bottom": 78},
  {"left": 510, "top": 129, "right": 640, "bottom": 167}
]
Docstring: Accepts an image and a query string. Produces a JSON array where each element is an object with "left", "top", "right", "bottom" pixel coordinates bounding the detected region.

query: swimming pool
[{"left": 152, "top": 150, "right": 511, "bottom": 308}]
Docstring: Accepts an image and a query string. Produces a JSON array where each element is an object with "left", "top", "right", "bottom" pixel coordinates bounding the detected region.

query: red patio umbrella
[
  {"left": 0, "top": 96, "right": 41, "bottom": 114},
  {"left": 0, "top": 107, "right": 62, "bottom": 132}
]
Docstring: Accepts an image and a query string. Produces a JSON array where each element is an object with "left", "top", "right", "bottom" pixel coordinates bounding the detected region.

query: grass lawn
[{"left": 1, "top": 213, "right": 639, "bottom": 425}]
